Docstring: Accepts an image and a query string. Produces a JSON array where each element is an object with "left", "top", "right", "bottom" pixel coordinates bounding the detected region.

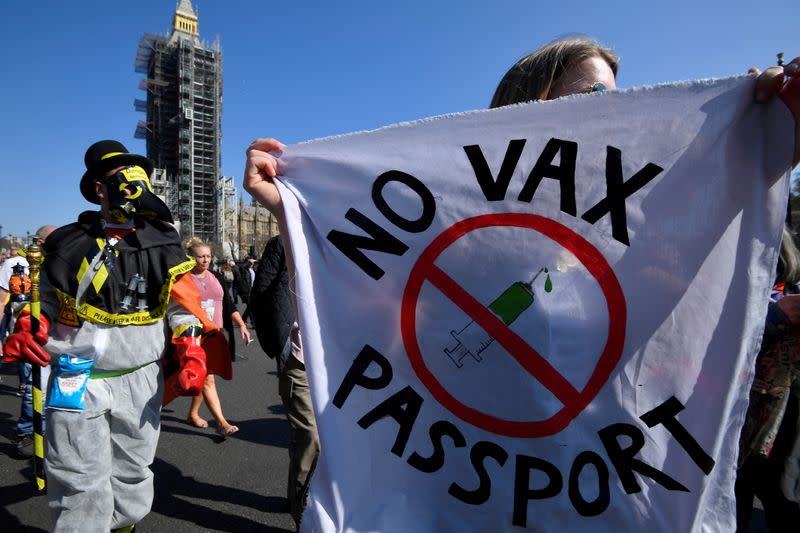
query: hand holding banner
[{"left": 261, "top": 77, "right": 793, "bottom": 532}]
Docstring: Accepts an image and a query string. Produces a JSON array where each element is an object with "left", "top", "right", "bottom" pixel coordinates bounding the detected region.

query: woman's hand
[
  {"left": 752, "top": 56, "right": 800, "bottom": 167},
  {"left": 239, "top": 323, "right": 252, "bottom": 344},
  {"left": 244, "top": 138, "right": 286, "bottom": 213}
]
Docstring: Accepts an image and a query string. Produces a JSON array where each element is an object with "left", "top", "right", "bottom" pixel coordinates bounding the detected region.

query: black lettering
[
  {"left": 512, "top": 454, "right": 563, "bottom": 527},
  {"left": 464, "top": 140, "right": 526, "bottom": 201},
  {"left": 639, "top": 396, "right": 715, "bottom": 475},
  {"left": 327, "top": 208, "right": 409, "bottom": 280},
  {"left": 449, "top": 441, "right": 508, "bottom": 505},
  {"left": 357, "top": 386, "right": 423, "bottom": 457},
  {"left": 372, "top": 171, "right": 436, "bottom": 233},
  {"left": 581, "top": 146, "right": 663, "bottom": 246},
  {"left": 568, "top": 451, "right": 610, "bottom": 517},
  {"left": 407, "top": 420, "right": 466, "bottom": 473},
  {"left": 518, "top": 138, "right": 577, "bottom": 216},
  {"left": 598, "top": 423, "right": 688, "bottom": 494},
  {"left": 332, "top": 344, "right": 393, "bottom": 408}
]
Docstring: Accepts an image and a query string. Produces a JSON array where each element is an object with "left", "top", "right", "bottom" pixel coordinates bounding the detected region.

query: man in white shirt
[{"left": 0, "top": 247, "right": 29, "bottom": 304}]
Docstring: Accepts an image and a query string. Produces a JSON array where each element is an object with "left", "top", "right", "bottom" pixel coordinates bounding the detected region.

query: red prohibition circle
[{"left": 401, "top": 213, "right": 626, "bottom": 438}]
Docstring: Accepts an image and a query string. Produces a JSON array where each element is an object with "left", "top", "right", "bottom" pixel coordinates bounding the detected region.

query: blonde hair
[
  {"left": 185, "top": 237, "right": 210, "bottom": 257},
  {"left": 780, "top": 226, "right": 800, "bottom": 283},
  {"left": 490, "top": 37, "right": 619, "bottom": 108}
]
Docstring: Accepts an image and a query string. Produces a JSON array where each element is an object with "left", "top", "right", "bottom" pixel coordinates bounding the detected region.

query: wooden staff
[{"left": 26, "top": 242, "right": 46, "bottom": 492}]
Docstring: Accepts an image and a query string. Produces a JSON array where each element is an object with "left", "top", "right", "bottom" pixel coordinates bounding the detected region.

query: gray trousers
[
  {"left": 279, "top": 355, "right": 320, "bottom": 526},
  {"left": 46, "top": 362, "right": 163, "bottom": 532}
]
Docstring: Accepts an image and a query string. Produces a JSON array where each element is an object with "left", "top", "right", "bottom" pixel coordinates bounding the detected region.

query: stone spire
[{"left": 176, "top": 0, "right": 197, "bottom": 18}]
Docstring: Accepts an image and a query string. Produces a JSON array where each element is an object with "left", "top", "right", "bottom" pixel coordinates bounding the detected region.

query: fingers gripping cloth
[
  {"left": 3, "top": 312, "right": 50, "bottom": 367},
  {"left": 171, "top": 324, "right": 206, "bottom": 396}
]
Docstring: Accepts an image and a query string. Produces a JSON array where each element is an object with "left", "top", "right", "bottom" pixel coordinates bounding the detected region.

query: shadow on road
[
  {"left": 159, "top": 414, "right": 289, "bottom": 448},
  {"left": 0, "top": 409, "right": 19, "bottom": 442},
  {"left": 267, "top": 403, "right": 285, "bottom": 415},
  {"left": 0, "top": 475, "right": 49, "bottom": 532},
  {"left": 151, "top": 458, "right": 293, "bottom": 532},
  {"left": 0, "top": 514, "right": 48, "bottom": 533}
]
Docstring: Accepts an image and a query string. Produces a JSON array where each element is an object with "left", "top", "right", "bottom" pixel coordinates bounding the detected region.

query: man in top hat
[{"left": 2, "top": 140, "right": 218, "bottom": 532}]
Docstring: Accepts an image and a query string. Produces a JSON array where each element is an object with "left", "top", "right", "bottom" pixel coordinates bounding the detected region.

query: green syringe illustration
[{"left": 444, "top": 267, "right": 552, "bottom": 368}]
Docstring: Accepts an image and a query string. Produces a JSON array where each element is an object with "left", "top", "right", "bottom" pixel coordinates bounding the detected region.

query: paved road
[{"left": 0, "top": 308, "right": 296, "bottom": 533}]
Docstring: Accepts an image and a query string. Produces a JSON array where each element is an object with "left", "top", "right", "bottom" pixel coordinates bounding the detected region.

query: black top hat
[{"left": 80, "top": 140, "right": 155, "bottom": 204}]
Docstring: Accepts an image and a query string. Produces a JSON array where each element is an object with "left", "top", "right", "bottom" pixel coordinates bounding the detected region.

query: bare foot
[
  {"left": 187, "top": 415, "right": 209, "bottom": 428},
  {"left": 216, "top": 424, "right": 239, "bottom": 437}
]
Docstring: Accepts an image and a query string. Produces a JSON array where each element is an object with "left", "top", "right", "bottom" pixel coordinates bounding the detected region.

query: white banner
[{"left": 276, "top": 77, "right": 794, "bottom": 532}]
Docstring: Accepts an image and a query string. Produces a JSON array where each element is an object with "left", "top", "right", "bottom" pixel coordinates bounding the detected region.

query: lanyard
[{"left": 74, "top": 237, "right": 119, "bottom": 309}]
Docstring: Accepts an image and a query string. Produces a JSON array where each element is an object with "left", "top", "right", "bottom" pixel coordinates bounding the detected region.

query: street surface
[{"left": 0, "top": 306, "right": 295, "bottom": 532}]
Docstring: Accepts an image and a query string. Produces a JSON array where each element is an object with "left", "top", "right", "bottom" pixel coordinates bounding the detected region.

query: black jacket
[
  {"left": 42, "top": 211, "right": 193, "bottom": 326},
  {"left": 249, "top": 236, "right": 294, "bottom": 360},
  {"left": 234, "top": 263, "right": 254, "bottom": 300}
]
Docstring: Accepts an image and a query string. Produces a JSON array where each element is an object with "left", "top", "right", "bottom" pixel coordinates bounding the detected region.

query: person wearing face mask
[{"left": 1, "top": 140, "right": 213, "bottom": 533}]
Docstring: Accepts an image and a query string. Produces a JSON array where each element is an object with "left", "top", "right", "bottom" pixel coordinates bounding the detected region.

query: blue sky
[{"left": 1, "top": 0, "right": 797, "bottom": 237}]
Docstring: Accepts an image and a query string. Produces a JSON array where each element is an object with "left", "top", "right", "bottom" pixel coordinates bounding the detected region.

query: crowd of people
[
  {"left": 0, "top": 138, "right": 317, "bottom": 532},
  {"left": 0, "top": 36, "right": 798, "bottom": 532}
]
